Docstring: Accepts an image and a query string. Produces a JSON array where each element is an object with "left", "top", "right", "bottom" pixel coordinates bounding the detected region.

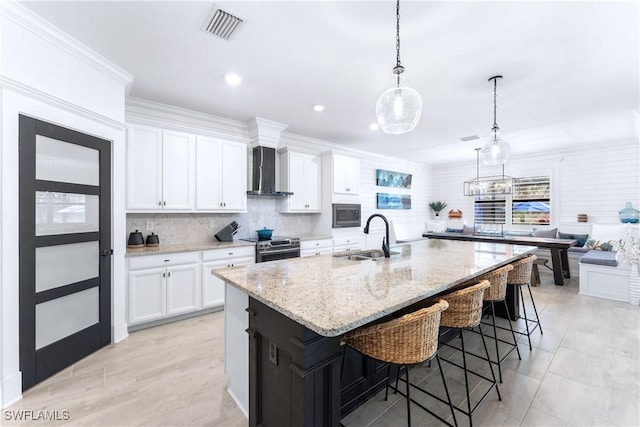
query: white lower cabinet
[
  {"left": 128, "top": 267, "right": 167, "bottom": 324},
  {"left": 332, "top": 235, "right": 364, "bottom": 253},
  {"left": 166, "top": 264, "right": 200, "bottom": 316},
  {"left": 301, "top": 239, "right": 333, "bottom": 257},
  {"left": 202, "top": 246, "right": 254, "bottom": 308}
]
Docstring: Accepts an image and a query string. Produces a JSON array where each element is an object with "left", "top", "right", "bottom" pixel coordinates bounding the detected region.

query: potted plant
[{"left": 428, "top": 200, "right": 447, "bottom": 217}]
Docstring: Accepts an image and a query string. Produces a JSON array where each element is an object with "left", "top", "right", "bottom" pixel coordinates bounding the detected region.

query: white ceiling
[{"left": 20, "top": 1, "right": 639, "bottom": 165}]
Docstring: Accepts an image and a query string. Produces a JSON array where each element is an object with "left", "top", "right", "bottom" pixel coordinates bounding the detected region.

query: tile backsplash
[{"left": 126, "top": 198, "right": 321, "bottom": 245}]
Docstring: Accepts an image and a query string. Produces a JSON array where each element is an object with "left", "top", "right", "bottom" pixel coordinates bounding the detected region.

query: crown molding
[
  {"left": 2, "top": 1, "right": 134, "bottom": 90},
  {"left": 1, "top": 76, "right": 129, "bottom": 131},
  {"left": 125, "top": 97, "right": 249, "bottom": 142}
]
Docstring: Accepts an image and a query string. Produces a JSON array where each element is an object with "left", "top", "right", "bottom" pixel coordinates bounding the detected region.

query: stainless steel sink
[{"left": 335, "top": 249, "right": 400, "bottom": 261}]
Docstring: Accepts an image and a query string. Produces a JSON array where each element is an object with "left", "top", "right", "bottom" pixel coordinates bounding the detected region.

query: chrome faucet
[{"left": 363, "top": 213, "right": 390, "bottom": 257}]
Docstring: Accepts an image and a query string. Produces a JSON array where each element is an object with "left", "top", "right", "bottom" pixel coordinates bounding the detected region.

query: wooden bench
[{"left": 531, "top": 258, "right": 551, "bottom": 286}]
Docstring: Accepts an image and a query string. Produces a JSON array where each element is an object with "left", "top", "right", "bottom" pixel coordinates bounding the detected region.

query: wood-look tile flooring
[{"left": 5, "top": 268, "right": 639, "bottom": 426}]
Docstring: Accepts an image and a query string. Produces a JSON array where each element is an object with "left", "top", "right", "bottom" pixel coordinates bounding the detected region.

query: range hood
[{"left": 246, "top": 117, "right": 293, "bottom": 196}]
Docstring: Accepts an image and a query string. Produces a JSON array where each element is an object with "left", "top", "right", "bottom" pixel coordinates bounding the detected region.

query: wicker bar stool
[
  {"left": 427, "top": 281, "right": 501, "bottom": 427},
  {"left": 475, "top": 264, "right": 521, "bottom": 383},
  {"left": 507, "top": 255, "right": 543, "bottom": 350},
  {"left": 342, "top": 300, "right": 456, "bottom": 427}
]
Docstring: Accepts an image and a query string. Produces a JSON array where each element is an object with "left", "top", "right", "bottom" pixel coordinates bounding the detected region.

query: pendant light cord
[
  {"left": 493, "top": 77, "right": 498, "bottom": 130},
  {"left": 395, "top": 0, "right": 401, "bottom": 86}
]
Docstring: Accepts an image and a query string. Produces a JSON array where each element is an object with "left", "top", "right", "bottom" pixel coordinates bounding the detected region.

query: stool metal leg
[
  {"left": 519, "top": 285, "right": 533, "bottom": 350},
  {"left": 503, "top": 299, "right": 522, "bottom": 361},
  {"left": 489, "top": 302, "right": 502, "bottom": 383},
  {"left": 436, "top": 354, "right": 458, "bottom": 427},
  {"left": 527, "top": 283, "right": 543, "bottom": 335},
  {"left": 405, "top": 366, "right": 411, "bottom": 427},
  {"left": 385, "top": 365, "right": 391, "bottom": 401},
  {"left": 478, "top": 324, "right": 501, "bottom": 402},
  {"left": 459, "top": 330, "right": 473, "bottom": 427}
]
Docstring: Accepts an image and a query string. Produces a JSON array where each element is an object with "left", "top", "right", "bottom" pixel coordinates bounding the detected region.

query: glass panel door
[{"left": 19, "top": 116, "right": 112, "bottom": 390}]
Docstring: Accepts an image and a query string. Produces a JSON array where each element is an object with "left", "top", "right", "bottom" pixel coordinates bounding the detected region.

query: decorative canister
[
  {"left": 577, "top": 214, "right": 588, "bottom": 223},
  {"left": 619, "top": 202, "right": 639, "bottom": 224}
]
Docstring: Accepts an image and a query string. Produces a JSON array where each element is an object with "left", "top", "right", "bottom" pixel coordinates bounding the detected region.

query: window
[
  {"left": 512, "top": 176, "right": 550, "bottom": 225},
  {"left": 474, "top": 195, "right": 506, "bottom": 234}
]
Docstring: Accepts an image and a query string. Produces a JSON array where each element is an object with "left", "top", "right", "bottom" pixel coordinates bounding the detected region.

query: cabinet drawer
[
  {"left": 332, "top": 236, "right": 364, "bottom": 248},
  {"left": 128, "top": 251, "right": 199, "bottom": 270},
  {"left": 202, "top": 245, "right": 255, "bottom": 261},
  {"left": 300, "top": 239, "right": 332, "bottom": 251}
]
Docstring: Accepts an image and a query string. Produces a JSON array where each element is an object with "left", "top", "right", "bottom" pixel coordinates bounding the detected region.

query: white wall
[
  {"left": 0, "top": 2, "right": 132, "bottom": 407},
  {"left": 431, "top": 139, "right": 640, "bottom": 233}
]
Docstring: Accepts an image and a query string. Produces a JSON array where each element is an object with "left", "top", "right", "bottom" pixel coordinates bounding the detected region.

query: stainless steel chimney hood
[{"left": 245, "top": 117, "right": 292, "bottom": 197}]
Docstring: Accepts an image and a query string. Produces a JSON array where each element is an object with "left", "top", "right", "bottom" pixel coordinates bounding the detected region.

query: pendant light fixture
[
  {"left": 480, "top": 75, "right": 511, "bottom": 165},
  {"left": 375, "top": 0, "right": 422, "bottom": 134}
]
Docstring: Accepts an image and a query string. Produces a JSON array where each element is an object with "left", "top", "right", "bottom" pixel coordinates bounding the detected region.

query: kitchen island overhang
[{"left": 213, "top": 240, "right": 536, "bottom": 426}]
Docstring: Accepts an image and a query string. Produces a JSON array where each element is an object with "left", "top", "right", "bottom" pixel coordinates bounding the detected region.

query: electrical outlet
[
  {"left": 146, "top": 221, "right": 153, "bottom": 231},
  {"left": 209, "top": 219, "right": 215, "bottom": 228}
]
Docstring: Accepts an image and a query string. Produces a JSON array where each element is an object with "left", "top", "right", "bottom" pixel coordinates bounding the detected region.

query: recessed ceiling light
[
  {"left": 225, "top": 73, "right": 242, "bottom": 86},
  {"left": 369, "top": 123, "right": 380, "bottom": 131},
  {"left": 313, "top": 104, "right": 326, "bottom": 112}
]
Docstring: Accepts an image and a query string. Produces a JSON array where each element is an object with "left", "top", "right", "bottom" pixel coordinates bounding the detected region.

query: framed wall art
[
  {"left": 376, "top": 169, "right": 412, "bottom": 189},
  {"left": 377, "top": 193, "right": 411, "bottom": 210}
]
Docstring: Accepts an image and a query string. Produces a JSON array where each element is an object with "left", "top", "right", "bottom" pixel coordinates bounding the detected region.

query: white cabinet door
[
  {"left": 195, "top": 136, "right": 223, "bottom": 210},
  {"left": 166, "top": 263, "right": 200, "bottom": 316},
  {"left": 127, "top": 125, "right": 163, "bottom": 210},
  {"left": 303, "top": 154, "right": 321, "bottom": 210},
  {"left": 333, "top": 154, "right": 360, "bottom": 195},
  {"left": 280, "top": 151, "right": 321, "bottom": 212},
  {"left": 203, "top": 255, "right": 254, "bottom": 308},
  {"left": 195, "top": 137, "right": 247, "bottom": 212},
  {"left": 128, "top": 267, "right": 166, "bottom": 324},
  {"left": 202, "top": 259, "right": 228, "bottom": 308},
  {"left": 162, "top": 130, "right": 195, "bottom": 210},
  {"left": 220, "top": 141, "right": 247, "bottom": 211}
]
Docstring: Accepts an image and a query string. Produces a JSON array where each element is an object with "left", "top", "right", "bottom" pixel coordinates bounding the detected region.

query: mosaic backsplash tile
[{"left": 126, "top": 198, "right": 321, "bottom": 245}]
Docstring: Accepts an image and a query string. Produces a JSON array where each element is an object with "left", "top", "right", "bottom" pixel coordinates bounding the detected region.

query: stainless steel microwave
[{"left": 332, "top": 204, "right": 361, "bottom": 228}]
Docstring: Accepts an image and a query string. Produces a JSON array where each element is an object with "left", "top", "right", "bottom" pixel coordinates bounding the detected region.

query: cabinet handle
[
  {"left": 223, "top": 202, "right": 226, "bottom": 207},
  {"left": 158, "top": 201, "right": 162, "bottom": 206},
  {"left": 168, "top": 271, "right": 171, "bottom": 277},
  {"left": 228, "top": 252, "right": 234, "bottom": 255},
  {"left": 162, "top": 272, "right": 166, "bottom": 278},
  {"left": 164, "top": 259, "right": 170, "bottom": 262},
  {"left": 220, "top": 202, "right": 223, "bottom": 207},
  {"left": 163, "top": 201, "right": 166, "bottom": 206}
]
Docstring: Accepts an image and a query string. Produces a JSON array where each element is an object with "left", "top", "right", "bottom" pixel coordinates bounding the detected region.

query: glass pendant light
[
  {"left": 480, "top": 75, "right": 511, "bottom": 165},
  {"left": 375, "top": 0, "right": 422, "bottom": 134}
]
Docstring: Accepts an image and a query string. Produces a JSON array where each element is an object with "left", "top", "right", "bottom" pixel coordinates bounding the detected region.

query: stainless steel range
[{"left": 241, "top": 236, "right": 301, "bottom": 263}]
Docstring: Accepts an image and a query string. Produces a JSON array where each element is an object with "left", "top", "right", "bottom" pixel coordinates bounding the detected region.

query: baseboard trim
[{"left": 1, "top": 372, "right": 23, "bottom": 409}]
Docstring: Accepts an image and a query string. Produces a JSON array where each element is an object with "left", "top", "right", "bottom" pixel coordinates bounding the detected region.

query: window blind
[{"left": 474, "top": 195, "right": 506, "bottom": 224}]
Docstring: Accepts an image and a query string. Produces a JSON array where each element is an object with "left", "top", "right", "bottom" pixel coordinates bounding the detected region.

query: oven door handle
[{"left": 260, "top": 247, "right": 300, "bottom": 255}]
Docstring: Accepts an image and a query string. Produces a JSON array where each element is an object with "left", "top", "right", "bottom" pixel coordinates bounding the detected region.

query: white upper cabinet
[
  {"left": 279, "top": 149, "right": 321, "bottom": 212},
  {"left": 126, "top": 125, "right": 195, "bottom": 211},
  {"left": 162, "top": 130, "right": 196, "bottom": 210},
  {"left": 333, "top": 154, "right": 360, "bottom": 195},
  {"left": 195, "top": 136, "right": 247, "bottom": 212}
]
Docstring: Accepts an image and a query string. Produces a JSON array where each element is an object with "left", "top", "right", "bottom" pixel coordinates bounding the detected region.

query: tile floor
[{"left": 4, "top": 268, "right": 639, "bottom": 426}]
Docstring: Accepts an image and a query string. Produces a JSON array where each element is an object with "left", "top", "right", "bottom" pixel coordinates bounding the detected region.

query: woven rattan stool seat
[{"left": 476, "top": 264, "right": 513, "bottom": 302}]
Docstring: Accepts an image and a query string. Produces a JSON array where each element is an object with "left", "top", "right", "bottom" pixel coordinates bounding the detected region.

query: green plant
[{"left": 428, "top": 200, "right": 447, "bottom": 213}]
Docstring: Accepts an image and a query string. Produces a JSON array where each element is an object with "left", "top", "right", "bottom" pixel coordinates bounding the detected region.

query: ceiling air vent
[
  {"left": 460, "top": 135, "right": 480, "bottom": 142},
  {"left": 202, "top": 6, "right": 245, "bottom": 40}
]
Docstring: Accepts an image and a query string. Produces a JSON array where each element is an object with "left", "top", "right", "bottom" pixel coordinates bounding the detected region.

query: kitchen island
[{"left": 213, "top": 239, "right": 536, "bottom": 427}]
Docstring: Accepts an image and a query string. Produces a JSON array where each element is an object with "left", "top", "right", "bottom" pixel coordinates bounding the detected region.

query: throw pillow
[
  {"left": 584, "top": 239, "right": 600, "bottom": 250},
  {"left": 445, "top": 228, "right": 463, "bottom": 233},
  {"left": 532, "top": 227, "right": 558, "bottom": 238},
  {"left": 461, "top": 225, "right": 475, "bottom": 235},
  {"left": 557, "top": 232, "right": 590, "bottom": 248}
]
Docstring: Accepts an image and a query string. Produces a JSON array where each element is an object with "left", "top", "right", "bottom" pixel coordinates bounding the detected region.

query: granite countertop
[
  {"left": 125, "top": 240, "right": 255, "bottom": 257},
  {"left": 297, "top": 234, "right": 333, "bottom": 241},
  {"left": 213, "top": 239, "right": 536, "bottom": 337}
]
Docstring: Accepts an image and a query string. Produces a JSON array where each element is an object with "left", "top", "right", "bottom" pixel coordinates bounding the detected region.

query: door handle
[{"left": 101, "top": 249, "right": 114, "bottom": 256}]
